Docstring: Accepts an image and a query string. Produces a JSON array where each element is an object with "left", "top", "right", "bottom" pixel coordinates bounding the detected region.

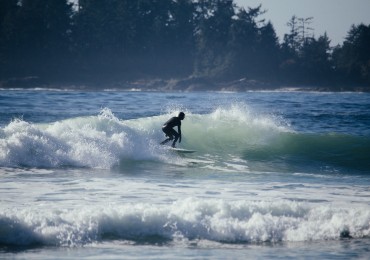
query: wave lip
[{"left": 1, "top": 199, "right": 370, "bottom": 247}]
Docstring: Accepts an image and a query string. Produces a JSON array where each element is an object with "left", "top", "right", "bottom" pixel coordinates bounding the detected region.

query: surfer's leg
[
  {"left": 160, "top": 128, "right": 173, "bottom": 145},
  {"left": 172, "top": 131, "right": 180, "bottom": 147},
  {"left": 160, "top": 138, "right": 173, "bottom": 145}
]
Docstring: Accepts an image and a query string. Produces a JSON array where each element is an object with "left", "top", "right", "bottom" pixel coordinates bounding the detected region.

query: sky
[{"left": 234, "top": 0, "right": 370, "bottom": 46}]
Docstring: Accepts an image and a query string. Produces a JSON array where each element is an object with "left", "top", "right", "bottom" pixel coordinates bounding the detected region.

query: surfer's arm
[{"left": 178, "top": 125, "right": 182, "bottom": 143}]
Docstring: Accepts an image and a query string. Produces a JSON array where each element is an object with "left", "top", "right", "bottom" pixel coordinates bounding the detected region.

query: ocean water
[{"left": 0, "top": 89, "right": 370, "bottom": 259}]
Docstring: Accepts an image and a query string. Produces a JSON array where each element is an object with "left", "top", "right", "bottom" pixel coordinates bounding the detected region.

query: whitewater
[{"left": 1, "top": 90, "right": 370, "bottom": 259}]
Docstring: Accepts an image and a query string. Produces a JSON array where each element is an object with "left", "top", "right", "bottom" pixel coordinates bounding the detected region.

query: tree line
[{"left": 0, "top": 0, "right": 369, "bottom": 88}]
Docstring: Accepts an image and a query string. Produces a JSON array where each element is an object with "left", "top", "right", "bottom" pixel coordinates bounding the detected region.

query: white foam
[
  {"left": 0, "top": 109, "right": 179, "bottom": 168},
  {"left": 1, "top": 198, "right": 369, "bottom": 247}
]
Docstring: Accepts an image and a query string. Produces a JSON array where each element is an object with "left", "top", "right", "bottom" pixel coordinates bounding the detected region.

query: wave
[
  {"left": 1, "top": 198, "right": 369, "bottom": 247},
  {"left": 0, "top": 106, "right": 369, "bottom": 172},
  {"left": 0, "top": 108, "right": 169, "bottom": 168},
  {"left": 242, "top": 132, "right": 370, "bottom": 173}
]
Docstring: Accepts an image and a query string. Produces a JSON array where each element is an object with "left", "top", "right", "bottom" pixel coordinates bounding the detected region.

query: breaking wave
[
  {"left": 0, "top": 105, "right": 369, "bottom": 172},
  {"left": 1, "top": 198, "right": 369, "bottom": 247}
]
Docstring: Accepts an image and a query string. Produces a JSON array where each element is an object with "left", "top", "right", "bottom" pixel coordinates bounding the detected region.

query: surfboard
[{"left": 170, "top": 147, "right": 196, "bottom": 154}]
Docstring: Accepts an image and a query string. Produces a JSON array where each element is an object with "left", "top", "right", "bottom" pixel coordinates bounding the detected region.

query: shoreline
[{"left": 1, "top": 76, "right": 369, "bottom": 92}]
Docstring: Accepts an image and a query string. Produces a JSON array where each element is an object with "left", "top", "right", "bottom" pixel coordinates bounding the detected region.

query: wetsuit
[{"left": 160, "top": 117, "right": 182, "bottom": 147}]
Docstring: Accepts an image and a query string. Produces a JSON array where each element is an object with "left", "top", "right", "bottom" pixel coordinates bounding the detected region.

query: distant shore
[{"left": 1, "top": 76, "right": 369, "bottom": 92}]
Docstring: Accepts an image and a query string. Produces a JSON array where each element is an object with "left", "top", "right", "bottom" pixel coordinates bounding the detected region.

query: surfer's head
[{"left": 178, "top": 112, "right": 185, "bottom": 120}]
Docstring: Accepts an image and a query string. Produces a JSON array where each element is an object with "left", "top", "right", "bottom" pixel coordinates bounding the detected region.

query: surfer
[{"left": 160, "top": 112, "right": 185, "bottom": 148}]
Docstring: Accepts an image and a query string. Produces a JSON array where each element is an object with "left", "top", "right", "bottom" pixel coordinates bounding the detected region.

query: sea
[{"left": 0, "top": 89, "right": 370, "bottom": 259}]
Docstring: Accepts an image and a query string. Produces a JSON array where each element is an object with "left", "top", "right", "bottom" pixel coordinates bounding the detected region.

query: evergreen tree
[
  {"left": 12, "top": 0, "right": 73, "bottom": 78},
  {"left": 194, "top": 0, "right": 234, "bottom": 78},
  {"left": 0, "top": 0, "right": 368, "bottom": 88},
  {"left": 227, "top": 6, "right": 260, "bottom": 79},
  {"left": 284, "top": 16, "right": 300, "bottom": 52},
  {"left": 72, "top": 0, "right": 137, "bottom": 79},
  {"left": 279, "top": 16, "right": 333, "bottom": 85},
  {"left": 135, "top": 0, "right": 190, "bottom": 77},
  {"left": 228, "top": 5, "right": 279, "bottom": 80},
  {"left": 255, "top": 21, "right": 280, "bottom": 79},
  {"left": 163, "top": 0, "right": 195, "bottom": 77},
  {"left": 333, "top": 24, "right": 370, "bottom": 85},
  {"left": 0, "top": 0, "right": 19, "bottom": 77},
  {"left": 299, "top": 33, "right": 333, "bottom": 84}
]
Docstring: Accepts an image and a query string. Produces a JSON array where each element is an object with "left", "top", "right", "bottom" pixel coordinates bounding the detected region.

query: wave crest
[{"left": 1, "top": 198, "right": 369, "bottom": 247}]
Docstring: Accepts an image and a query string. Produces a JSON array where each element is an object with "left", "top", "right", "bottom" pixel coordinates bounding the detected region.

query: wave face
[
  {"left": 0, "top": 105, "right": 369, "bottom": 173},
  {"left": 1, "top": 198, "right": 370, "bottom": 247},
  {"left": 183, "top": 105, "right": 370, "bottom": 173},
  {"left": 242, "top": 132, "right": 370, "bottom": 173}
]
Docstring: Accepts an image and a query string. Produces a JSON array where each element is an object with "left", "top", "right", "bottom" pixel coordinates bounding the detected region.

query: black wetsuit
[{"left": 161, "top": 117, "right": 182, "bottom": 147}]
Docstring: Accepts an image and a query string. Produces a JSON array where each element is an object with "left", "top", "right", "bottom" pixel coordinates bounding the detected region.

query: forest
[{"left": 0, "top": 0, "right": 370, "bottom": 90}]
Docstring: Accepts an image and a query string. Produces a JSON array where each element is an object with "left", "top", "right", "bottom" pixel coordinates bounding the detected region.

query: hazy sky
[{"left": 234, "top": 0, "right": 370, "bottom": 46}]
